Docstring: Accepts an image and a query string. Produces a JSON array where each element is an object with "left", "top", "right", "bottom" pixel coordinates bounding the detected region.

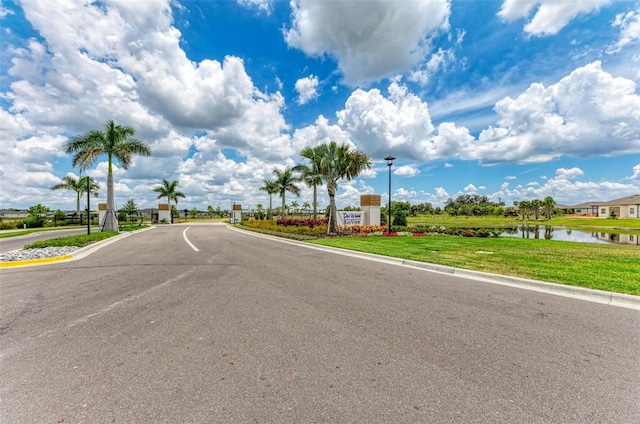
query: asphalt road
[
  {"left": 0, "top": 228, "right": 89, "bottom": 253},
  {"left": 1, "top": 224, "right": 638, "bottom": 423}
]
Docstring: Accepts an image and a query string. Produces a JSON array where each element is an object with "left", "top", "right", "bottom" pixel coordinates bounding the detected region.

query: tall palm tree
[
  {"left": 310, "top": 141, "right": 372, "bottom": 234},
  {"left": 50, "top": 175, "right": 99, "bottom": 219},
  {"left": 302, "top": 201, "right": 311, "bottom": 216},
  {"left": 532, "top": 199, "right": 541, "bottom": 220},
  {"left": 153, "top": 179, "right": 186, "bottom": 208},
  {"left": 272, "top": 167, "right": 301, "bottom": 218},
  {"left": 65, "top": 120, "right": 151, "bottom": 232},
  {"left": 293, "top": 158, "right": 324, "bottom": 220},
  {"left": 259, "top": 179, "right": 279, "bottom": 220},
  {"left": 543, "top": 196, "right": 555, "bottom": 220}
]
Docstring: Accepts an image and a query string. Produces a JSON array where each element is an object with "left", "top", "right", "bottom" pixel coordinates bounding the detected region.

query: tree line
[{"left": 49, "top": 120, "right": 373, "bottom": 235}]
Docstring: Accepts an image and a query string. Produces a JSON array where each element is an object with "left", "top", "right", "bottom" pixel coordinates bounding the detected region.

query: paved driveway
[
  {"left": 0, "top": 228, "right": 89, "bottom": 253},
  {"left": 1, "top": 224, "right": 638, "bottom": 423}
]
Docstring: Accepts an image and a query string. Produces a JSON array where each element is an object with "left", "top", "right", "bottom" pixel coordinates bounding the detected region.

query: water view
[{"left": 498, "top": 225, "right": 639, "bottom": 246}]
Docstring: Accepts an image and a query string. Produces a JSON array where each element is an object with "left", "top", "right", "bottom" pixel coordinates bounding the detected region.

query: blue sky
[{"left": 1, "top": 0, "right": 639, "bottom": 212}]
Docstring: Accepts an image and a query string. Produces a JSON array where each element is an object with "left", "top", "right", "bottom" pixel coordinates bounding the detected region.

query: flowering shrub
[
  {"left": 340, "top": 225, "right": 387, "bottom": 234},
  {"left": 243, "top": 218, "right": 327, "bottom": 236},
  {"left": 276, "top": 218, "right": 327, "bottom": 228}
]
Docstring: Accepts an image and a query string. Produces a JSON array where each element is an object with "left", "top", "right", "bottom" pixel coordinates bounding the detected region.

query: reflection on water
[{"left": 499, "top": 225, "right": 639, "bottom": 246}]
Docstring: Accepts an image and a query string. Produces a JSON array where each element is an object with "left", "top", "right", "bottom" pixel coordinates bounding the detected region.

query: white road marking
[{"left": 183, "top": 227, "right": 200, "bottom": 252}]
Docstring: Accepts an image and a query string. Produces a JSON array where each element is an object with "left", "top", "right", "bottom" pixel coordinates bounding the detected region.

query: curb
[
  {"left": 0, "top": 226, "right": 156, "bottom": 269},
  {"left": 229, "top": 225, "right": 640, "bottom": 310},
  {"left": 0, "top": 254, "right": 74, "bottom": 268}
]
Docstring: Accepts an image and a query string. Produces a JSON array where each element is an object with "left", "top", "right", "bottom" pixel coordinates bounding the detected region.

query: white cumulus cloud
[
  {"left": 609, "top": 7, "right": 640, "bottom": 53},
  {"left": 555, "top": 167, "right": 584, "bottom": 180},
  {"left": 498, "top": 0, "right": 612, "bottom": 36},
  {"left": 295, "top": 75, "right": 319, "bottom": 105},
  {"left": 394, "top": 165, "right": 420, "bottom": 177},
  {"left": 336, "top": 79, "right": 472, "bottom": 161},
  {"left": 237, "top": 0, "right": 271, "bottom": 14},
  {"left": 472, "top": 61, "right": 640, "bottom": 164},
  {"left": 284, "top": 0, "right": 450, "bottom": 85},
  {"left": 629, "top": 163, "right": 640, "bottom": 180}
]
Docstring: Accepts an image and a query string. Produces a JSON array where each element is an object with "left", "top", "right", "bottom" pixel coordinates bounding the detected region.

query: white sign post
[
  {"left": 360, "top": 194, "right": 381, "bottom": 226},
  {"left": 232, "top": 204, "right": 242, "bottom": 223},
  {"left": 158, "top": 204, "right": 171, "bottom": 223}
]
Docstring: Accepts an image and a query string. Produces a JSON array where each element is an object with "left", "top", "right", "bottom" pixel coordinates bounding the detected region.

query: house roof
[
  {"left": 600, "top": 194, "right": 640, "bottom": 206},
  {"left": 570, "top": 201, "right": 605, "bottom": 209},
  {"left": 554, "top": 203, "right": 573, "bottom": 209}
]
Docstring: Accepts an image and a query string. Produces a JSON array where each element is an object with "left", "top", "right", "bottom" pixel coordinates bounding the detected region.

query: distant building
[
  {"left": 570, "top": 201, "right": 604, "bottom": 216},
  {"left": 0, "top": 209, "right": 28, "bottom": 219},
  {"left": 597, "top": 194, "right": 640, "bottom": 218}
]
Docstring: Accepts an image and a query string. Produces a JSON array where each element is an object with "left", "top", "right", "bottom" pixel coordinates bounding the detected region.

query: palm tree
[
  {"left": 272, "top": 167, "right": 301, "bottom": 218},
  {"left": 302, "top": 201, "right": 311, "bottom": 216},
  {"left": 293, "top": 159, "right": 324, "bottom": 220},
  {"left": 310, "top": 141, "right": 372, "bottom": 234},
  {"left": 532, "top": 199, "right": 541, "bottom": 220},
  {"left": 259, "top": 179, "right": 279, "bottom": 220},
  {"left": 543, "top": 196, "right": 555, "bottom": 220},
  {"left": 65, "top": 120, "right": 151, "bottom": 232},
  {"left": 516, "top": 200, "right": 530, "bottom": 220},
  {"left": 290, "top": 200, "right": 300, "bottom": 216},
  {"left": 153, "top": 179, "right": 186, "bottom": 208},
  {"left": 50, "top": 175, "right": 99, "bottom": 220},
  {"left": 255, "top": 203, "right": 264, "bottom": 219},
  {"left": 120, "top": 199, "right": 138, "bottom": 222}
]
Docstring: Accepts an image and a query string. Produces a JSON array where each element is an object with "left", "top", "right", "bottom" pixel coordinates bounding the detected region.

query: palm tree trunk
[
  {"left": 76, "top": 192, "right": 81, "bottom": 221},
  {"left": 312, "top": 185, "right": 318, "bottom": 220},
  {"left": 103, "top": 159, "right": 118, "bottom": 232},
  {"left": 327, "top": 182, "right": 338, "bottom": 234},
  {"left": 268, "top": 195, "right": 273, "bottom": 220},
  {"left": 281, "top": 194, "right": 286, "bottom": 218}
]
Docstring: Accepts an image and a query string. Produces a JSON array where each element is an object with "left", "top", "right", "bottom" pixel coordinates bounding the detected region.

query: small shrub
[
  {"left": 23, "top": 216, "right": 46, "bottom": 228},
  {"left": 0, "top": 221, "right": 20, "bottom": 230},
  {"left": 392, "top": 210, "right": 408, "bottom": 227}
]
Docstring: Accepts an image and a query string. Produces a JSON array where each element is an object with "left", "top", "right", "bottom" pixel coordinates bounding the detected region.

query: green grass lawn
[
  {"left": 25, "top": 232, "right": 118, "bottom": 248},
  {"left": 309, "top": 236, "right": 640, "bottom": 296}
]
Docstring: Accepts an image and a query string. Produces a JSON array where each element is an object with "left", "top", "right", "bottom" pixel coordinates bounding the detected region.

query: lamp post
[
  {"left": 385, "top": 155, "right": 395, "bottom": 234},
  {"left": 86, "top": 175, "right": 91, "bottom": 235}
]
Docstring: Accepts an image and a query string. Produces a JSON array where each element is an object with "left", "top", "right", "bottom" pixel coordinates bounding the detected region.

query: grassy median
[
  {"left": 309, "top": 236, "right": 640, "bottom": 296},
  {"left": 24, "top": 232, "right": 119, "bottom": 248}
]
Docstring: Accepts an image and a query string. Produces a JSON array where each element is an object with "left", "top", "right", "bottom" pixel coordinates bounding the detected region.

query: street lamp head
[{"left": 385, "top": 155, "right": 396, "bottom": 166}]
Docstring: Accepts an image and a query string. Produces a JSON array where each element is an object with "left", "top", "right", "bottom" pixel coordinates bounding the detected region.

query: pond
[{"left": 498, "top": 225, "right": 639, "bottom": 246}]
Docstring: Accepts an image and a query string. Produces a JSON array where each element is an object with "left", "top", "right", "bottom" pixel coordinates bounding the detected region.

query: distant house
[
  {"left": 597, "top": 194, "right": 640, "bottom": 218},
  {"left": 570, "top": 201, "right": 604, "bottom": 216},
  {"left": 0, "top": 209, "right": 28, "bottom": 219}
]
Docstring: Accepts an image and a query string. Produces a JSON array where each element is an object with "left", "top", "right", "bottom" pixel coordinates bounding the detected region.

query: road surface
[
  {"left": 0, "top": 228, "right": 88, "bottom": 253},
  {"left": 1, "top": 224, "right": 638, "bottom": 423}
]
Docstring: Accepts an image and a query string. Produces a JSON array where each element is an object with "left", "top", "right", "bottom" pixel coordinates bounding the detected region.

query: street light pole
[
  {"left": 86, "top": 175, "right": 91, "bottom": 235},
  {"left": 385, "top": 155, "right": 395, "bottom": 234}
]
